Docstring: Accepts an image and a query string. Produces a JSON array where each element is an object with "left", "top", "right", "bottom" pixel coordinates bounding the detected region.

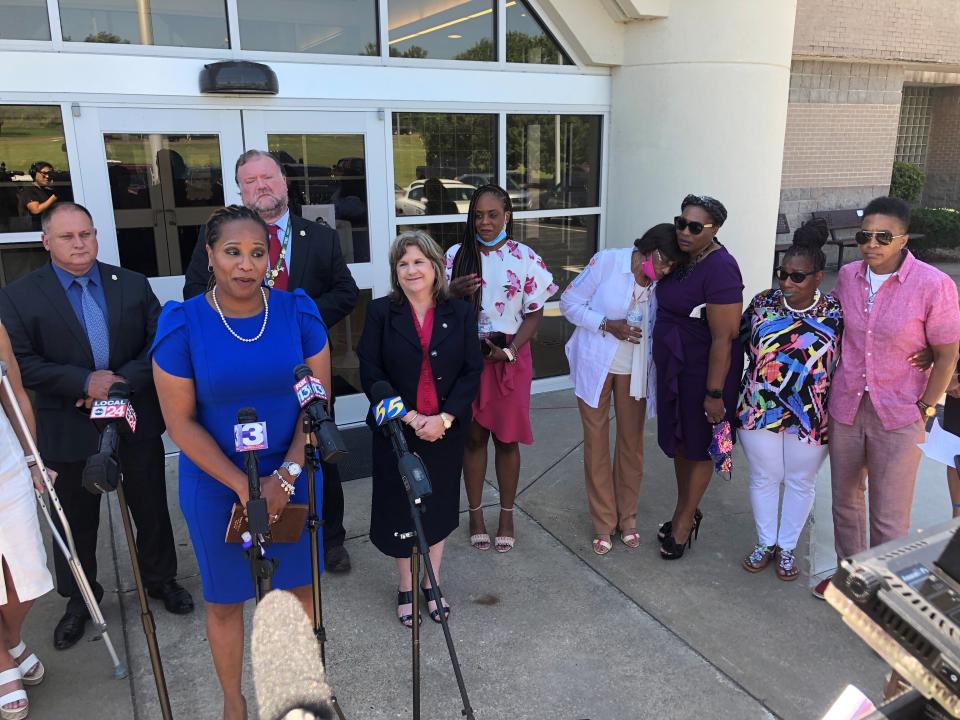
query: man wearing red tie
[{"left": 183, "top": 150, "right": 359, "bottom": 572}]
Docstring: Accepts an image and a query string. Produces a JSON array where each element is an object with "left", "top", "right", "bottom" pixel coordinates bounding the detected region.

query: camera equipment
[
  {"left": 825, "top": 517, "right": 960, "bottom": 718},
  {"left": 370, "top": 381, "right": 476, "bottom": 720},
  {"left": 81, "top": 382, "right": 172, "bottom": 719},
  {"left": 235, "top": 407, "right": 276, "bottom": 602},
  {"left": 0, "top": 362, "right": 127, "bottom": 680},
  {"left": 293, "top": 364, "right": 348, "bottom": 464}
]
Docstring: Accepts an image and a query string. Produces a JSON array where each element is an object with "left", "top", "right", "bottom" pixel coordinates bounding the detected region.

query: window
[
  {"left": 0, "top": 106, "right": 74, "bottom": 234},
  {"left": 506, "top": 0, "right": 571, "bottom": 65},
  {"left": 238, "top": 0, "right": 378, "bottom": 55},
  {"left": 393, "top": 111, "right": 603, "bottom": 380},
  {"left": 392, "top": 112, "right": 497, "bottom": 217},
  {"left": 895, "top": 87, "right": 932, "bottom": 169},
  {"left": 267, "top": 134, "right": 371, "bottom": 263},
  {"left": 388, "top": 0, "right": 495, "bottom": 60},
  {"left": 0, "top": 0, "right": 50, "bottom": 40},
  {"left": 507, "top": 114, "right": 601, "bottom": 210},
  {"left": 59, "top": 0, "right": 229, "bottom": 47}
]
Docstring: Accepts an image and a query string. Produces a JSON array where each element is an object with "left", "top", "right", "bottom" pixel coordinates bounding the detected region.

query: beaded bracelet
[{"left": 273, "top": 470, "right": 296, "bottom": 498}]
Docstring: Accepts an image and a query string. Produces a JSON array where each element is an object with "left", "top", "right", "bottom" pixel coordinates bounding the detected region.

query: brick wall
[
  {"left": 778, "top": 60, "right": 902, "bottom": 231},
  {"left": 793, "top": 0, "right": 960, "bottom": 66},
  {"left": 923, "top": 87, "right": 960, "bottom": 208}
]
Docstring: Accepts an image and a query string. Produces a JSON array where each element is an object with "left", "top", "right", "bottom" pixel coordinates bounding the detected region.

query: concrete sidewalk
[{"left": 18, "top": 389, "right": 955, "bottom": 719}]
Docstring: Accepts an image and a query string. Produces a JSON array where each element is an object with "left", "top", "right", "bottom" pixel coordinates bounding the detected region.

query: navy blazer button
[
  {"left": 430, "top": 350, "right": 437, "bottom": 357},
  {"left": 442, "top": 323, "right": 448, "bottom": 328},
  {"left": 436, "top": 376, "right": 442, "bottom": 381}
]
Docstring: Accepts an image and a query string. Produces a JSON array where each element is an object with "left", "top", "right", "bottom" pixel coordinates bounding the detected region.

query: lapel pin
[
  {"left": 111, "top": 274, "right": 118, "bottom": 281},
  {"left": 300, "top": 230, "right": 306, "bottom": 237}
]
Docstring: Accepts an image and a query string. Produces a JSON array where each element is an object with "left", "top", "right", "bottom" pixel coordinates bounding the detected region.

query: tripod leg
[
  {"left": 411, "top": 545, "right": 420, "bottom": 720},
  {"left": 115, "top": 481, "right": 173, "bottom": 720},
  {"left": 0, "top": 371, "right": 127, "bottom": 679}
]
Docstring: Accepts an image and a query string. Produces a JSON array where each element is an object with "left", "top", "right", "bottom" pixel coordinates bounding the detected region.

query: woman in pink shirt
[{"left": 816, "top": 196, "right": 960, "bottom": 599}]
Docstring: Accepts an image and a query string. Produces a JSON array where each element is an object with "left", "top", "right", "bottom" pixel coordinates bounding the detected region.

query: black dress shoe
[
  {"left": 147, "top": 580, "right": 195, "bottom": 615},
  {"left": 54, "top": 611, "right": 88, "bottom": 650},
  {"left": 325, "top": 545, "right": 352, "bottom": 574}
]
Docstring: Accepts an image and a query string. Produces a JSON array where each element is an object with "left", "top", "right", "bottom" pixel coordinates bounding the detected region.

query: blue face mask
[{"left": 477, "top": 229, "right": 507, "bottom": 247}]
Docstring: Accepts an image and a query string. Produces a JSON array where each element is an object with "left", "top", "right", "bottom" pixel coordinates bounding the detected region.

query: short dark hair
[
  {"left": 234, "top": 150, "right": 286, "bottom": 185},
  {"left": 204, "top": 205, "right": 268, "bottom": 248},
  {"left": 634, "top": 223, "right": 687, "bottom": 264},
  {"left": 29, "top": 161, "right": 53, "bottom": 180},
  {"left": 41, "top": 202, "right": 93, "bottom": 234},
  {"left": 863, "top": 196, "right": 911, "bottom": 229}
]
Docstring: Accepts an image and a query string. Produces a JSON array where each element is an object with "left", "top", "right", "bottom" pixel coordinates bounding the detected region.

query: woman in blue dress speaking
[{"left": 151, "top": 205, "right": 330, "bottom": 720}]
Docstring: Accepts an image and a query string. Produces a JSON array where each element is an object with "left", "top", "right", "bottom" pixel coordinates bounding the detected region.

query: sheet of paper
[{"left": 917, "top": 419, "right": 960, "bottom": 469}]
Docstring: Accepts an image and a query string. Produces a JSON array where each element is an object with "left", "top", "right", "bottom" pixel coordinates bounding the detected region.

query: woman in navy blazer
[{"left": 358, "top": 231, "right": 482, "bottom": 627}]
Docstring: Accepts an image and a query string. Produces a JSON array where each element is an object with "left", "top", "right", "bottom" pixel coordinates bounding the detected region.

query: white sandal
[
  {"left": 0, "top": 668, "right": 27, "bottom": 720},
  {"left": 468, "top": 506, "right": 491, "bottom": 550},
  {"left": 495, "top": 506, "right": 515, "bottom": 553},
  {"left": 8, "top": 642, "right": 43, "bottom": 687}
]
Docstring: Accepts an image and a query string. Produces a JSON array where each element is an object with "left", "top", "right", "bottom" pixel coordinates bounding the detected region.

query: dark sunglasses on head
[
  {"left": 674, "top": 216, "right": 716, "bottom": 235},
  {"left": 855, "top": 230, "right": 907, "bottom": 246},
  {"left": 775, "top": 267, "right": 817, "bottom": 283}
]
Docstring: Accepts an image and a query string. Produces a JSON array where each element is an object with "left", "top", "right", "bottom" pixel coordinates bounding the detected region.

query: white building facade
[{"left": 0, "top": 0, "right": 796, "bottom": 424}]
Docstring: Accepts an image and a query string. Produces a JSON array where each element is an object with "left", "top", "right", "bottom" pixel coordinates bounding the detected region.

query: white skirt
[{"left": 0, "top": 409, "right": 53, "bottom": 605}]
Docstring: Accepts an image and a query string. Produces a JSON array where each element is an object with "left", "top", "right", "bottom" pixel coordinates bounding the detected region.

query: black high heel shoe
[
  {"left": 396, "top": 590, "right": 421, "bottom": 628},
  {"left": 421, "top": 585, "right": 450, "bottom": 624},
  {"left": 657, "top": 508, "right": 703, "bottom": 542},
  {"left": 659, "top": 530, "right": 693, "bottom": 560}
]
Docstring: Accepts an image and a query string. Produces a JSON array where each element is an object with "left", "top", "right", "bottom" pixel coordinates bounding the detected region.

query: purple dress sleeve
[{"left": 702, "top": 250, "right": 744, "bottom": 305}]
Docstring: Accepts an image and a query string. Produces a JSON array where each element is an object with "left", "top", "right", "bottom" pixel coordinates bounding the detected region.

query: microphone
[
  {"left": 252, "top": 590, "right": 334, "bottom": 720},
  {"left": 370, "top": 381, "right": 432, "bottom": 501},
  {"left": 235, "top": 407, "right": 269, "bottom": 536},
  {"left": 292, "top": 364, "right": 348, "bottom": 464},
  {"left": 82, "top": 382, "right": 136, "bottom": 494}
]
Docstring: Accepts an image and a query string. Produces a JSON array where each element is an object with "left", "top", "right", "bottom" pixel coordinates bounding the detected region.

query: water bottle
[
  {"left": 626, "top": 296, "right": 644, "bottom": 331},
  {"left": 477, "top": 311, "right": 493, "bottom": 340}
]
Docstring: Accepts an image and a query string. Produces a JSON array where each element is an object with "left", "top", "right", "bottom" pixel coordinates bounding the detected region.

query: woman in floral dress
[{"left": 447, "top": 184, "right": 558, "bottom": 553}]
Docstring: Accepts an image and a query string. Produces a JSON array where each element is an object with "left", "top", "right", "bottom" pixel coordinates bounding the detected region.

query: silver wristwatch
[{"left": 281, "top": 461, "right": 303, "bottom": 479}]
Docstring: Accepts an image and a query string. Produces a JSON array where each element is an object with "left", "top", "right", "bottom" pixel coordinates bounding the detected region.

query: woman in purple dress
[{"left": 652, "top": 195, "right": 744, "bottom": 559}]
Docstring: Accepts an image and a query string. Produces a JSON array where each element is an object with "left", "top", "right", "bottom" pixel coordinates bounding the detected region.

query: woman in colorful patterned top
[
  {"left": 737, "top": 220, "right": 842, "bottom": 580},
  {"left": 446, "top": 184, "right": 558, "bottom": 554}
]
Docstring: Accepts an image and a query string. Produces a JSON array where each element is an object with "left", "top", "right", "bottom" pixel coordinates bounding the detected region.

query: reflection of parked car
[
  {"left": 395, "top": 179, "right": 477, "bottom": 215},
  {"left": 457, "top": 172, "right": 529, "bottom": 210},
  {"left": 334, "top": 157, "right": 364, "bottom": 178},
  {"left": 539, "top": 178, "right": 591, "bottom": 210}
]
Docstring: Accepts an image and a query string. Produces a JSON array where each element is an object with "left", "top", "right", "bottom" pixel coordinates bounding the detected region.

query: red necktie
[{"left": 267, "top": 224, "right": 289, "bottom": 290}]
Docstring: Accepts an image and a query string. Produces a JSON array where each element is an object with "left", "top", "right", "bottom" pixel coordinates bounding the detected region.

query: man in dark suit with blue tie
[{"left": 0, "top": 202, "right": 192, "bottom": 650}]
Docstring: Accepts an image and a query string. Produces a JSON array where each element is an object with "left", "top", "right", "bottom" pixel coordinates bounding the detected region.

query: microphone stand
[
  {"left": 0, "top": 362, "right": 127, "bottom": 680},
  {"left": 113, "top": 474, "right": 173, "bottom": 720},
  {"left": 302, "top": 417, "right": 347, "bottom": 720},
  {"left": 392, "top": 443, "right": 475, "bottom": 720}
]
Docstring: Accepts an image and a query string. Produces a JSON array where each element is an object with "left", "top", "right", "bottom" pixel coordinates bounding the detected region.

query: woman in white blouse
[
  {"left": 447, "top": 185, "right": 558, "bottom": 553},
  {"left": 560, "top": 224, "right": 684, "bottom": 554}
]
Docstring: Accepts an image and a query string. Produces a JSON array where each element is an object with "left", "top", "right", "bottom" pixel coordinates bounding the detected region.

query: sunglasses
[
  {"left": 855, "top": 230, "right": 907, "bottom": 246},
  {"left": 775, "top": 267, "right": 817, "bottom": 283},
  {"left": 674, "top": 216, "right": 716, "bottom": 235},
  {"left": 37, "top": 170, "right": 52, "bottom": 177}
]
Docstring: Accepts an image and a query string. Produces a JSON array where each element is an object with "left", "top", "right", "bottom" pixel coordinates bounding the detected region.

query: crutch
[{"left": 0, "top": 361, "right": 127, "bottom": 679}]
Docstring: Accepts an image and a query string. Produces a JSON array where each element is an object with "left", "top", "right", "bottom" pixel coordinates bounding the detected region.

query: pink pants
[{"left": 828, "top": 393, "right": 924, "bottom": 562}]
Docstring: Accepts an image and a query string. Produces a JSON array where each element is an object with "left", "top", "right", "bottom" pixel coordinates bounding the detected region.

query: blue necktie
[{"left": 74, "top": 276, "right": 109, "bottom": 370}]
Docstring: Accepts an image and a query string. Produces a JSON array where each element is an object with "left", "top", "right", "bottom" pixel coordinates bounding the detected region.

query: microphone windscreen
[
  {"left": 370, "top": 380, "right": 397, "bottom": 404},
  {"left": 293, "top": 364, "right": 311, "bottom": 382},
  {"left": 237, "top": 406, "right": 257, "bottom": 424},
  {"left": 107, "top": 382, "right": 130, "bottom": 400},
  {"left": 252, "top": 590, "right": 334, "bottom": 720}
]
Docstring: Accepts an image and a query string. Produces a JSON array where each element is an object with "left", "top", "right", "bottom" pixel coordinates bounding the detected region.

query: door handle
[
  {"left": 153, "top": 209, "right": 164, "bottom": 228},
  {"left": 163, "top": 209, "right": 177, "bottom": 226}
]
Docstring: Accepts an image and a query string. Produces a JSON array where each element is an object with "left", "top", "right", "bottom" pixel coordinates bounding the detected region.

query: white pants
[{"left": 738, "top": 429, "right": 828, "bottom": 551}]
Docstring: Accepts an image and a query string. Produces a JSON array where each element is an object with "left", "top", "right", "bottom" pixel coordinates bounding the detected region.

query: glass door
[
  {"left": 243, "top": 110, "right": 390, "bottom": 425},
  {"left": 75, "top": 107, "right": 245, "bottom": 303}
]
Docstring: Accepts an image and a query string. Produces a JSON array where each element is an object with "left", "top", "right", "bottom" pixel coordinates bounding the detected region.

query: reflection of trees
[
  {"left": 394, "top": 114, "right": 494, "bottom": 180},
  {"left": 505, "top": 31, "right": 565, "bottom": 64},
  {"left": 84, "top": 31, "right": 130, "bottom": 43},
  {"left": 389, "top": 45, "right": 429, "bottom": 58},
  {"left": 506, "top": 115, "right": 598, "bottom": 186},
  {"left": 454, "top": 38, "right": 494, "bottom": 61}
]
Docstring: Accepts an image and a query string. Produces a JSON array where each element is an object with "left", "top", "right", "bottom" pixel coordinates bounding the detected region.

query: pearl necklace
[
  {"left": 212, "top": 286, "right": 269, "bottom": 342},
  {"left": 782, "top": 289, "right": 821, "bottom": 314}
]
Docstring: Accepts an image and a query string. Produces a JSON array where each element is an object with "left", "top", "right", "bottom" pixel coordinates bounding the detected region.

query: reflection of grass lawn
[
  {"left": 269, "top": 134, "right": 365, "bottom": 167},
  {"left": 393, "top": 133, "right": 426, "bottom": 188},
  {"left": 0, "top": 127, "right": 69, "bottom": 173}
]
